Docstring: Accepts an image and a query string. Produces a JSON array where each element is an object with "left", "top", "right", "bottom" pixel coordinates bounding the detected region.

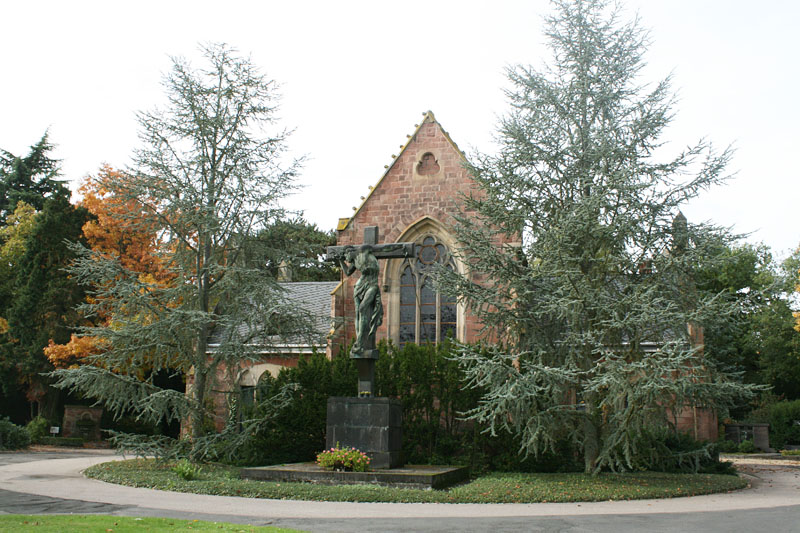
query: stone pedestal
[
  {"left": 355, "top": 356, "right": 377, "bottom": 395},
  {"left": 326, "top": 396, "right": 403, "bottom": 469}
]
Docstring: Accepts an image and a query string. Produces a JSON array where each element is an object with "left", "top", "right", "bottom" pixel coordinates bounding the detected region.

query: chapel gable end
[{"left": 336, "top": 111, "right": 477, "bottom": 248}]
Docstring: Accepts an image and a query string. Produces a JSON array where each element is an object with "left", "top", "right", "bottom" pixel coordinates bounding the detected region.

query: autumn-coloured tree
[
  {"left": 44, "top": 165, "right": 173, "bottom": 369},
  {"left": 79, "top": 165, "right": 172, "bottom": 282}
]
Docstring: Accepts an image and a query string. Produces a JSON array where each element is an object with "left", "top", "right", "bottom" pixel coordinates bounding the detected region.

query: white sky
[{"left": 2, "top": 1, "right": 798, "bottom": 259}]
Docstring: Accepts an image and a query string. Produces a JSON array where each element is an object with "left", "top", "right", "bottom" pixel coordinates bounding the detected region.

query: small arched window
[{"left": 398, "top": 234, "right": 457, "bottom": 346}]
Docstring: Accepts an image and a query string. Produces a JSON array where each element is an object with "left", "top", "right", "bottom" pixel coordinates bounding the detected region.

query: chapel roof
[{"left": 207, "top": 281, "right": 338, "bottom": 352}]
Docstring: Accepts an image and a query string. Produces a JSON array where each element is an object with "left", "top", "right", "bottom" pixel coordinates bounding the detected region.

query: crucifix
[{"left": 327, "top": 226, "right": 415, "bottom": 396}]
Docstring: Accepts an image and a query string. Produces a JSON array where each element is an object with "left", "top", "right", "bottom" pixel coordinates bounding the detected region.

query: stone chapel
[
  {"left": 207, "top": 110, "right": 717, "bottom": 441},
  {"left": 327, "top": 111, "right": 509, "bottom": 355}
]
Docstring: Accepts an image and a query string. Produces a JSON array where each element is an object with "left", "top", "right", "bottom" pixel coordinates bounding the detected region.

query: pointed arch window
[{"left": 398, "top": 235, "right": 457, "bottom": 346}]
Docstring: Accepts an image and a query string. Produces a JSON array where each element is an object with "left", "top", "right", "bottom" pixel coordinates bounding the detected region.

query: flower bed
[{"left": 316, "top": 444, "right": 370, "bottom": 472}]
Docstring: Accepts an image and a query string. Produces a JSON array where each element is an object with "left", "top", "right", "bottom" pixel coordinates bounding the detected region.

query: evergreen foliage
[
  {"left": 0, "top": 135, "right": 73, "bottom": 421},
  {"left": 435, "top": 0, "right": 757, "bottom": 473},
  {"left": 229, "top": 343, "right": 725, "bottom": 473},
  {"left": 0, "top": 196, "right": 90, "bottom": 419},
  {"left": 697, "top": 244, "right": 800, "bottom": 405},
  {"left": 626, "top": 427, "right": 731, "bottom": 474},
  {"left": 236, "top": 346, "right": 580, "bottom": 472},
  {"left": 0, "top": 133, "right": 69, "bottom": 224},
  {"left": 0, "top": 416, "right": 30, "bottom": 449},
  {"left": 247, "top": 217, "right": 338, "bottom": 281},
  {"left": 25, "top": 415, "right": 52, "bottom": 443},
  {"left": 49, "top": 43, "right": 306, "bottom": 458},
  {"left": 237, "top": 352, "right": 357, "bottom": 466},
  {"left": 375, "top": 340, "right": 485, "bottom": 466},
  {"left": 0, "top": 202, "right": 39, "bottom": 373},
  {"left": 751, "top": 399, "right": 800, "bottom": 450}
]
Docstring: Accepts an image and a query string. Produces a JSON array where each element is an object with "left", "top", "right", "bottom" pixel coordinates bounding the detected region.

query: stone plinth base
[
  {"left": 326, "top": 396, "right": 403, "bottom": 469},
  {"left": 240, "top": 463, "right": 468, "bottom": 490}
]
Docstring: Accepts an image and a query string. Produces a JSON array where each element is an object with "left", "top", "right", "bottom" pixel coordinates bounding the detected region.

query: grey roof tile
[{"left": 208, "top": 281, "right": 338, "bottom": 351}]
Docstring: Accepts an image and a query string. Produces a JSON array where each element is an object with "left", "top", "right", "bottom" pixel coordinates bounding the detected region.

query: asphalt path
[{"left": 1, "top": 448, "right": 799, "bottom": 532}]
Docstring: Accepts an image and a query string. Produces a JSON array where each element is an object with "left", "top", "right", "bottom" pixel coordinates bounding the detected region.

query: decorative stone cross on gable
[{"left": 327, "top": 226, "right": 414, "bottom": 396}]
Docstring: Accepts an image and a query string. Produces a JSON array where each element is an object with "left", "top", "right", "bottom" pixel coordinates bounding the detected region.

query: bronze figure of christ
[{"left": 327, "top": 226, "right": 414, "bottom": 395}]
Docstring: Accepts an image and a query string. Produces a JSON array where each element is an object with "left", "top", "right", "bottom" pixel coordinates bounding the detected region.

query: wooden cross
[{"left": 327, "top": 226, "right": 415, "bottom": 396}]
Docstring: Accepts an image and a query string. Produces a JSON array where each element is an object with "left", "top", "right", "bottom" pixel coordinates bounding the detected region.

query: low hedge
[
  {"left": 38, "top": 436, "right": 85, "bottom": 447},
  {"left": 0, "top": 417, "right": 30, "bottom": 450},
  {"left": 233, "top": 343, "right": 722, "bottom": 474},
  {"left": 766, "top": 400, "right": 800, "bottom": 449}
]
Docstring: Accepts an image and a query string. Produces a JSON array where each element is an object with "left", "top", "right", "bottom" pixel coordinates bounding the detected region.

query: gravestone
[
  {"left": 62, "top": 405, "right": 103, "bottom": 440},
  {"left": 325, "top": 226, "right": 413, "bottom": 468}
]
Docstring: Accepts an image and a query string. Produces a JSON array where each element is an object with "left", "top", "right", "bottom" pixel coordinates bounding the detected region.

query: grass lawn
[
  {"left": 0, "top": 515, "right": 300, "bottom": 532},
  {"left": 85, "top": 459, "right": 748, "bottom": 504}
]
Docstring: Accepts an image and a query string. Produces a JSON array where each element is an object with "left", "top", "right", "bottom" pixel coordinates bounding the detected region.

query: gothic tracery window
[{"left": 398, "top": 234, "right": 457, "bottom": 346}]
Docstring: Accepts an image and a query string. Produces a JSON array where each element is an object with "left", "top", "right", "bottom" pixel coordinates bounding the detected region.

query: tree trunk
[
  {"left": 40, "top": 387, "right": 60, "bottom": 422},
  {"left": 190, "top": 367, "right": 206, "bottom": 460},
  {"left": 583, "top": 414, "right": 599, "bottom": 474}
]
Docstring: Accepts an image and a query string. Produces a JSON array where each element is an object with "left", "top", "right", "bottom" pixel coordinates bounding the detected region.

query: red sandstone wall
[
  {"left": 332, "top": 117, "right": 508, "bottom": 353},
  {"left": 183, "top": 356, "right": 303, "bottom": 434},
  {"left": 670, "top": 405, "right": 719, "bottom": 441}
]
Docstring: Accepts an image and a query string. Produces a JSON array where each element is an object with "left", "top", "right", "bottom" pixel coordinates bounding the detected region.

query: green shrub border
[
  {"left": 38, "top": 436, "right": 85, "bottom": 447},
  {"left": 0, "top": 417, "right": 31, "bottom": 450}
]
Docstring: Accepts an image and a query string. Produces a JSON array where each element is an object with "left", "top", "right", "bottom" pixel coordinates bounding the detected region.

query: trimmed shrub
[
  {"left": 25, "top": 416, "right": 52, "bottom": 443},
  {"left": 765, "top": 400, "right": 800, "bottom": 450},
  {"left": 236, "top": 351, "right": 357, "bottom": 466},
  {"left": 738, "top": 439, "right": 757, "bottom": 453},
  {"left": 626, "top": 427, "right": 732, "bottom": 474},
  {"left": 234, "top": 342, "right": 582, "bottom": 473},
  {"left": 0, "top": 417, "right": 31, "bottom": 450},
  {"left": 716, "top": 439, "right": 738, "bottom": 453},
  {"left": 233, "top": 341, "right": 731, "bottom": 474},
  {"left": 172, "top": 458, "right": 203, "bottom": 480},
  {"left": 375, "top": 340, "right": 580, "bottom": 473},
  {"left": 375, "top": 340, "right": 482, "bottom": 467}
]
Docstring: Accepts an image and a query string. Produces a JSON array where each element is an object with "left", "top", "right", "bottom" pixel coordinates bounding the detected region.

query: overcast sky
[{"left": 2, "top": 1, "right": 797, "bottom": 259}]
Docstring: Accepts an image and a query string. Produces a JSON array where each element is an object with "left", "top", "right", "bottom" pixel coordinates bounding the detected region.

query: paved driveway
[{"left": 1, "top": 449, "right": 798, "bottom": 532}]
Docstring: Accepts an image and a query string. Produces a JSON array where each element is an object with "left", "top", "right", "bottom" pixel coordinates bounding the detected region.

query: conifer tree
[
  {"left": 51, "top": 44, "right": 306, "bottom": 457},
  {"left": 1, "top": 196, "right": 90, "bottom": 419},
  {"left": 0, "top": 133, "right": 69, "bottom": 224},
  {"left": 438, "top": 0, "right": 755, "bottom": 473}
]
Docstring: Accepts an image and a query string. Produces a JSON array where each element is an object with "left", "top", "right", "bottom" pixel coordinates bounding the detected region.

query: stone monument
[{"left": 325, "top": 226, "right": 414, "bottom": 468}]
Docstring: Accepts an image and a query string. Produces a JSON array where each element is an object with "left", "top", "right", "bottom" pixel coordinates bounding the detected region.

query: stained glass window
[{"left": 398, "top": 235, "right": 457, "bottom": 347}]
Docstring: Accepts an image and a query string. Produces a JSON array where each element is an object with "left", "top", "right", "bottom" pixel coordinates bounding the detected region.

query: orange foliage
[
  {"left": 79, "top": 165, "right": 172, "bottom": 282},
  {"left": 45, "top": 165, "right": 173, "bottom": 368},
  {"left": 44, "top": 335, "right": 104, "bottom": 369}
]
